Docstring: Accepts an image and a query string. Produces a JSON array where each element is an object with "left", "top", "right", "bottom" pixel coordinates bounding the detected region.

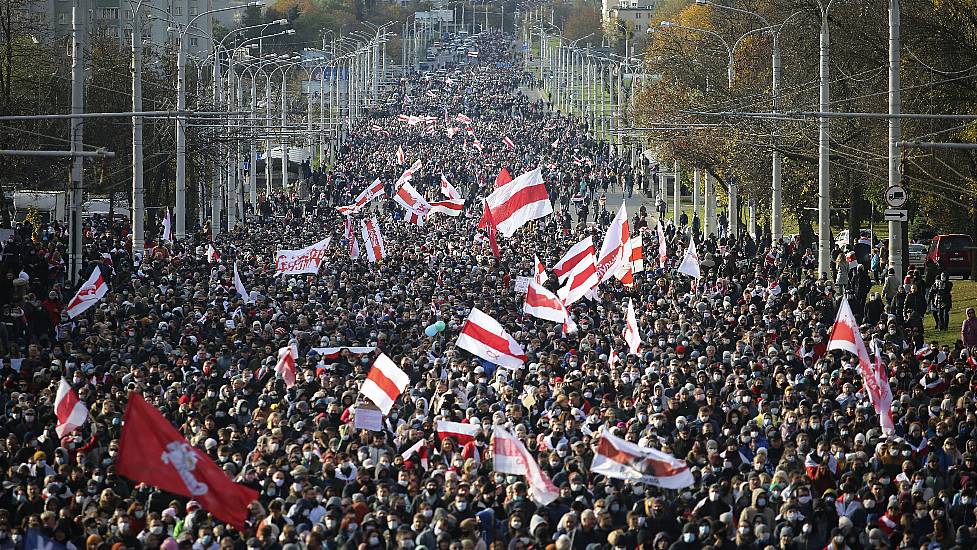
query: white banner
[{"left": 274, "top": 237, "right": 331, "bottom": 276}]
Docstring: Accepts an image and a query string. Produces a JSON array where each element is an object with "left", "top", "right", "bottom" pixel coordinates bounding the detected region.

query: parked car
[
  {"left": 926, "top": 234, "right": 973, "bottom": 276},
  {"left": 908, "top": 243, "right": 927, "bottom": 268}
]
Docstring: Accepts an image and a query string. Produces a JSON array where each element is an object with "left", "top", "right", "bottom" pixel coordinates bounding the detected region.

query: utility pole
[
  {"left": 771, "top": 35, "right": 783, "bottom": 241},
  {"left": 672, "top": 160, "right": 680, "bottom": 225},
  {"left": 68, "top": 0, "right": 87, "bottom": 283},
  {"left": 817, "top": 1, "right": 834, "bottom": 277},
  {"left": 888, "top": 0, "right": 903, "bottom": 280},
  {"left": 131, "top": 12, "right": 145, "bottom": 257},
  {"left": 175, "top": 35, "right": 187, "bottom": 240}
]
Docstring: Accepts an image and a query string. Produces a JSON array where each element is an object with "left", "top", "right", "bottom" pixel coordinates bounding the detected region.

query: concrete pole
[
  {"left": 265, "top": 74, "right": 272, "bottom": 197},
  {"left": 748, "top": 196, "right": 757, "bottom": 237},
  {"left": 281, "top": 68, "right": 288, "bottom": 191},
  {"left": 250, "top": 75, "right": 258, "bottom": 208},
  {"left": 175, "top": 36, "right": 187, "bottom": 240},
  {"left": 702, "top": 171, "right": 711, "bottom": 237},
  {"left": 68, "top": 0, "right": 86, "bottom": 283},
  {"left": 728, "top": 177, "right": 738, "bottom": 237},
  {"left": 771, "top": 35, "right": 783, "bottom": 241},
  {"left": 888, "top": 0, "right": 903, "bottom": 280},
  {"left": 131, "top": 17, "right": 145, "bottom": 256},
  {"left": 212, "top": 52, "right": 222, "bottom": 236},
  {"left": 707, "top": 173, "right": 718, "bottom": 237},
  {"left": 692, "top": 168, "right": 700, "bottom": 229},
  {"left": 672, "top": 160, "right": 680, "bottom": 225},
  {"left": 817, "top": 3, "right": 833, "bottom": 276},
  {"left": 227, "top": 68, "right": 238, "bottom": 229}
]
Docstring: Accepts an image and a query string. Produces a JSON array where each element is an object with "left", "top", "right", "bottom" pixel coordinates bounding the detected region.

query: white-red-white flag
[
  {"left": 495, "top": 167, "right": 513, "bottom": 187},
  {"left": 591, "top": 430, "right": 694, "bottom": 488},
  {"left": 829, "top": 297, "right": 895, "bottom": 435},
  {"left": 446, "top": 127, "right": 460, "bottom": 138},
  {"left": 533, "top": 255, "right": 546, "bottom": 285},
  {"left": 344, "top": 215, "right": 360, "bottom": 260},
  {"left": 493, "top": 426, "right": 559, "bottom": 504},
  {"left": 502, "top": 136, "right": 516, "bottom": 150},
  {"left": 394, "top": 181, "right": 432, "bottom": 219},
  {"left": 437, "top": 420, "right": 479, "bottom": 445},
  {"left": 677, "top": 238, "right": 701, "bottom": 279},
  {"left": 206, "top": 244, "right": 220, "bottom": 263},
  {"left": 524, "top": 279, "right": 570, "bottom": 325},
  {"left": 429, "top": 199, "right": 465, "bottom": 217},
  {"left": 233, "top": 261, "right": 253, "bottom": 304},
  {"left": 440, "top": 174, "right": 461, "bottom": 199},
  {"left": 483, "top": 167, "right": 552, "bottom": 237},
  {"left": 617, "top": 233, "right": 644, "bottom": 287},
  {"left": 456, "top": 307, "right": 527, "bottom": 368},
  {"left": 395, "top": 146, "right": 405, "bottom": 165},
  {"left": 162, "top": 208, "right": 172, "bottom": 241},
  {"left": 456, "top": 113, "right": 473, "bottom": 125},
  {"left": 361, "top": 216, "right": 386, "bottom": 262},
  {"left": 66, "top": 268, "right": 109, "bottom": 319},
  {"left": 54, "top": 378, "right": 88, "bottom": 438},
  {"left": 401, "top": 439, "right": 429, "bottom": 469},
  {"left": 361, "top": 353, "right": 409, "bottom": 415},
  {"left": 624, "top": 298, "right": 641, "bottom": 355},
  {"left": 395, "top": 159, "right": 423, "bottom": 187},
  {"left": 657, "top": 220, "right": 667, "bottom": 268},
  {"left": 275, "top": 342, "right": 298, "bottom": 388},
  {"left": 555, "top": 238, "right": 599, "bottom": 306},
  {"left": 595, "top": 204, "right": 629, "bottom": 284},
  {"left": 472, "top": 139, "right": 484, "bottom": 152}
]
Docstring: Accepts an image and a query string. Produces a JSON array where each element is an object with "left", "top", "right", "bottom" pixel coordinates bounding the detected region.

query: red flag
[
  {"left": 116, "top": 393, "right": 258, "bottom": 530},
  {"left": 495, "top": 167, "right": 513, "bottom": 187},
  {"left": 477, "top": 201, "right": 501, "bottom": 259}
]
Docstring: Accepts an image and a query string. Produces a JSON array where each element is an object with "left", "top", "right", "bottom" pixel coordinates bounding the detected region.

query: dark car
[{"left": 926, "top": 234, "right": 973, "bottom": 276}]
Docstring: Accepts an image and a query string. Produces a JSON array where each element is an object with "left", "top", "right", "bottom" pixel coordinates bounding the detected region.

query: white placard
[{"left": 353, "top": 406, "right": 383, "bottom": 432}]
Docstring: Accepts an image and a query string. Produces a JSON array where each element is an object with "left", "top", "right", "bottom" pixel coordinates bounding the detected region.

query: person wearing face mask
[
  {"left": 691, "top": 484, "right": 732, "bottom": 521},
  {"left": 738, "top": 487, "right": 776, "bottom": 528}
]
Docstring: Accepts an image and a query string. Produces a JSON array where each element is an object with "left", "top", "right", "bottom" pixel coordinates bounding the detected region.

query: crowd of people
[{"left": 1, "top": 28, "right": 976, "bottom": 550}]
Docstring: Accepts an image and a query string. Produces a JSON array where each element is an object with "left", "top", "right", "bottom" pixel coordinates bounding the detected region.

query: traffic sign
[
  {"left": 884, "top": 208, "right": 908, "bottom": 222},
  {"left": 886, "top": 185, "right": 907, "bottom": 207}
]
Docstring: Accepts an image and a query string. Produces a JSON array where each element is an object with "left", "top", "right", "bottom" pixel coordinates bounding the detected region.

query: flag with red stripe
[
  {"left": 493, "top": 426, "right": 559, "bottom": 505},
  {"left": 429, "top": 199, "right": 465, "bottom": 217},
  {"left": 590, "top": 430, "right": 694, "bottom": 488},
  {"left": 624, "top": 298, "right": 641, "bottom": 355},
  {"left": 456, "top": 113, "right": 473, "bottom": 124},
  {"left": 554, "top": 237, "right": 599, "bottom": 306},
  {"left": 361, "top": 216, "right": 386, "bottom": 262},
  {"left": 523, "top": 279, "right": 570, "bottom": 325},
  {"left": 484, "top": 167, "right": 552, "bottom": 237},
  {"left": 66, "top": 268, "right": 109, "bottom": 319},
  {"left": 396, "top": 146, "right": 405, "bottom": 165},
  {"left": 533, "top": 255, "right": 546, "bottom": 285},
  {"left": 502, "top": 136, "right": 516, "bottom": 150},
  {"left": 344, "top": 216, "right": 360, "bottom": 260},
  {"left": 456, "top": 307, "right": 527, "bottom": 368},
  {"left": 275, "top": 342, "right": 298, "bottom": 388},
  {"left": 360, "top": 353, "right": 409, "bottom": 415},
  {"left": 440, "top": 174, "right": 461, "bottom": 199},
  {"left": 54, "top": 378, "right": 88, "bottom": 438},
  {"left": 437, "top": 420, "right": 480, "bottom": 445},
  {"left": 595, "top": 204, "right": 629, "bottom": 284}
]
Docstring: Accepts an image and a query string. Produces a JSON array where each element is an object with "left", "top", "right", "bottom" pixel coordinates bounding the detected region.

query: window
[
  {"left": 174, "top": 6, "right": 182, "bottom": 15},
  {"left": 188, "top": 6, "right": 197, "bottom": 15},
  {"left": 57, "top": 11, "right": 68, "bottom": 24},
  {"left": 125, "top": 9, "right": 132, "bottom": 19},
  {"left": 635, "top": 24, "right": 642, "bottom": 32},
  {"left": 189, "top": 37, "right": 198, "bottom": 46}
]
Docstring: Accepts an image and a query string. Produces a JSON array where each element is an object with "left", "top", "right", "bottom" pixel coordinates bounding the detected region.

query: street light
[
  {"left": 689, "top": 1, "right": 802, "bottom": 241},
  {"left": 173, "top": 1, "right": 265, "bottom": 240}
]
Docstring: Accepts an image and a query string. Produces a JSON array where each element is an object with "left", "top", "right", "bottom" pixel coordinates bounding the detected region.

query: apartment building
[{"left": 602, "top": 0, "right": 659, "bottom": 34}]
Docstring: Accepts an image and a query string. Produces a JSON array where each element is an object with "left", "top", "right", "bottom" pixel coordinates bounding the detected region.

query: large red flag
[
  {"left": 477, "top": 201, "right": 501, "bottom": 259},
  {"left": 495, "top": 167, "right": 513, "bottom": 187},
  {"left": 116, "top": 393, "right": 258, "bottom": 530}
]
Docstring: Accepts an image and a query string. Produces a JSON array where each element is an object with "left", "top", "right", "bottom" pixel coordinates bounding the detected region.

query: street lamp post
[{"left": 174, "top": 5, "right": 265, "bottom": 240}]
